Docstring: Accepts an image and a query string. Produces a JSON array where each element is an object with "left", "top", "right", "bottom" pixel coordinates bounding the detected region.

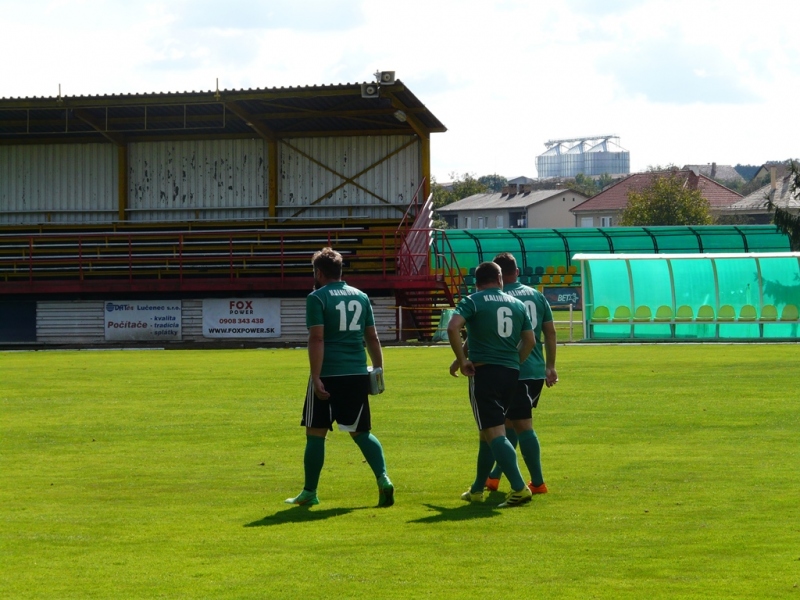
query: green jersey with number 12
[
  {"left": 503, "top": 282, "right": 553, "bottom": 380},
  {"left": 454, "top": 288, "right": 532, "bottom": 370},
  {"left": 306, "top": 281, "right": 374, "bottom": 377}
]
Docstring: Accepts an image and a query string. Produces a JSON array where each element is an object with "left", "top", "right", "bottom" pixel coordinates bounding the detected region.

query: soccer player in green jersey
[
  {"left": 285, "top": 247, "right": 394, "bottom": 508},
  {"left": 447, "top": 261, "right": 536, "bottom": 508},
  {"left": 483, "top": 252, "right": 558, "bottom": 494}
]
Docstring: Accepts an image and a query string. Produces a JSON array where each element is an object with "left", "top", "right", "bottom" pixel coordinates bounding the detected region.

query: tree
[
  {"left": 431, "top": 172, "right": 488, "bottom": 209},
  {"left": 477, "top": 173, "right": 507, "bottom": 193},
  {"left": 431, "top": 172, "right": 489, "bottom": 228},
  {"left": 620, "top": 172, "right": 712, "bottom": 226},
  {"left": 769, "top": 160, "right": 800, "bottom": 250}
]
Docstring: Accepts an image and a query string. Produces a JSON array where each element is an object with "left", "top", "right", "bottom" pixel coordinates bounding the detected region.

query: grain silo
[
  {"left": 536, "top": 135, "right": 630, "bottom": 178},
  {"left": 585, "top": 138, "right": 630, "bottom": 176},
  {"left": 563, "top": 141, "right": 588, "bottom": 177},
  {"left": 536, "top": 143, "right": 567, "bottom": 178}
]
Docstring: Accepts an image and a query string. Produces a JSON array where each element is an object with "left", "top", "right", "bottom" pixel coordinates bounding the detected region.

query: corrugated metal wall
[
  {"left": 0, "top": 144, "right": 117, "bottom": 225},
  {"left": 35, "top": 297, "right": 396, "bottom": 345},
  {"left": 127, "top": 139, "right": 268, "bottom": 222},
  {"left": 278, "top": 136, "right": 420, "bottom": 220}
]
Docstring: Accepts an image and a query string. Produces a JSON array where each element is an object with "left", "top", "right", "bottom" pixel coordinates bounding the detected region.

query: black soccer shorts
[
  {"left": 301, "top": 374, "right": 372, "bottom": 433},
  {"left": 468, "top": 364, "right": 519, "bottom": 431},
  {"left": 505, "top": 378, "right": 545, "bottom": 421}
]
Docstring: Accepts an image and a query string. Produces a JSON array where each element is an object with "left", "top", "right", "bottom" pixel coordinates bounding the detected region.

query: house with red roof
[{"left": 570, "top": 169, "right": 742, "bottom": 227}]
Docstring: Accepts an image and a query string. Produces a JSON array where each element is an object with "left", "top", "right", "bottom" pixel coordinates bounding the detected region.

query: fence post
[
  {"left": 569, "top": 303, "right": 573, "bottom": 343},
  {"left": 398, "top": 306, "right": 403, "bottom": 342}
]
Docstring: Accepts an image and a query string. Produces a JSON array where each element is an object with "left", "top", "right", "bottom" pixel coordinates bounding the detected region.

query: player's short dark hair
[
  {"left": 493, "top": 252, "right": 518, "bottom": 276},
  {"left": 312, "top": 247, "right": 343, "bottom": 279},
  {"left": 475, "top": 261, "right": 502, "bottom": 286}
]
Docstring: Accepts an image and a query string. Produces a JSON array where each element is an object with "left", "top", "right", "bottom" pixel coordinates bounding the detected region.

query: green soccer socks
[
  {"left": 303, "top": 434, "right": 326, "bottom": 493},
  {"left": 353, "top": 432, "right": 388, "bottom": 480},
  {"left": 472, "top": 440, "right": 496, "bottom": 494},
  {"left": 489, "top": 435, "right": 526, "bottom": 492},
  {"left": 488, "top": 426, "right": 518, "bottom": 480},
  {"left": 518, "top": 428, "right": 544, "bottom": 487}
]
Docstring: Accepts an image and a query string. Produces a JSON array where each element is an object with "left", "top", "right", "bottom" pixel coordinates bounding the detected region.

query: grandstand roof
[{"left": 0, "top": 81, "right": 446, "bottom": 145}]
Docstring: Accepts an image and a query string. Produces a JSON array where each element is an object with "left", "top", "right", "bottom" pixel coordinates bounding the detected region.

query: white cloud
[{"left": 1, "top": 0, "right": 798, "bottom": 178}]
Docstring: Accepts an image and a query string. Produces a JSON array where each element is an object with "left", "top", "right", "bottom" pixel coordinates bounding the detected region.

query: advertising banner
[
  {"left": 202, "top": 298, "right": 281, "bottom": 338},
  {"left": 105, "top": 301, "right": 182, "bottom": 341},
  {"left": 543, "top": 287, "right": 583, "bottom": 309}
]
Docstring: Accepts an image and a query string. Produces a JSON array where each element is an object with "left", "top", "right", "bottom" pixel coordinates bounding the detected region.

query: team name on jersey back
[
  {"left": 482, "top": 294, "right": 515, "bottom": 303},
  {"left": 505, "top": 287, "right": 537, "bottom": 297}
]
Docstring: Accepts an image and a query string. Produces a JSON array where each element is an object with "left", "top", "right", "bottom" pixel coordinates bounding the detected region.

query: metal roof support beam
[
  {"left": 385, "top": 93, "right": 431, "bottom": 200},
  {"left": 268, "top": 140, "right": 278, "bottom": 219},
  {"left": 285, "top": 138, "right": 418, "bottom": 218},
  {"left": 223, "top": 101, "right": 277, "bottom": 142},
  {"left": 72, "top": 109, "right": 126, "bottom": 146},
  {"left": 117, "top": 145, "right": 128, "bottom": 222}
]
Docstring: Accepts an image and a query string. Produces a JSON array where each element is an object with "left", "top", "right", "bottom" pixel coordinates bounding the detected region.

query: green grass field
[{"left": 2, "top": 345, "right": 799, "bottom": 599}]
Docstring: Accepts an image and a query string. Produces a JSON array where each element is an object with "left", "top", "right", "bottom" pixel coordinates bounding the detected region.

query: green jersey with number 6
[
  {"left": 503, "top": 282, "right": 553, "bottom": 380},
  {"left": 454, "top": 288, "right": 532, "bottom": 370},
  {"left": 306, "top": 281, "right": 375, "bottom": 376}
]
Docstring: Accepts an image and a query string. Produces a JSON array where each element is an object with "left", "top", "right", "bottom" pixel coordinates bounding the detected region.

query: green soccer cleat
[
  {"left": 284, "top": 490, "right": 319, "bottom": 506},
  {"left": 498, "top": 486, "right": 532, "bottom": 508},
  {"left": 378, "top": 479, "right": 395, "bottom": 507},
  {"left": 460, "top": 489, "right": 485, "bottom": 502}
]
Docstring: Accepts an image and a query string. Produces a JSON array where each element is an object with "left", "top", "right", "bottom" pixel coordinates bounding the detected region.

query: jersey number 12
[{"left": 335, "top": 300, "right": 362, "bottom": 331}]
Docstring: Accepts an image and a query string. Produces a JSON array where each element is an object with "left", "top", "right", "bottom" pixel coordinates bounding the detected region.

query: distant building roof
[
  {"left": 437, "top": 188, "right": 583, "bottom": 212},
  {"left": 726, "top": 173, "right": 799, "bottom": 212},
  {"left": 752, "top": 161, "right": 795, "bottom": 181},
  {"left": 683, "top": 163, "right": 745, "bottom": 183},
  {"left": 507, "top": 176, "right": 536, "bottom": 185},
  {"left": 571, "top": 170, "right": 742, "bottom": 213}
]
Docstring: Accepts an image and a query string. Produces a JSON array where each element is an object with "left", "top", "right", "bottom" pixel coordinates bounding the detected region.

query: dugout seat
[
  {"left": 718, "top": 305, "right": 736, "bottom": 321},
  {"left": 612, "top": 306, "right": 632, "bottom": 322},
  {"left": 760, "top": 305, "right": 778, "bottom": 321},
  {"left": 633, "top": 306, "right": 652, "bottom": 322},
  {"left": 556, "top": 265, "right": 566, "bottom": 275},
  {"left": 591, "top": 306, "right": 610, "bottom": 322},
  {"left": 563, "top": 274, "right": 573, "bottom": 285},
  {"left": 675, "top": 305, "right": 694, "bottom": 322},
  {"left": 567, "top": 265, "right": 577, "bottom": 275},
  {"left": 545, "top": 265, "right": 555, "bottom": 275},
  {"left": 696, "top": 305, "right": 715, "bottom": 322},
  {"left": 541, "top": 274, "right": 551, "bottom": 284},
  {"left": 739, "top": 304, "right": 757, "bottom": 321},
  {"left": 654, "top": 305, "right": 673, "bottom": 322},
  {"left": 780, "top": 304, "right": 799, "bottom": 321}
]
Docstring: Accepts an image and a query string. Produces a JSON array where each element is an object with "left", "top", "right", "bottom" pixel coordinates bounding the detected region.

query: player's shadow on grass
[
  {"left": 244, "top": 506, "right": 368, "bottom": 527},
  {"left": 408, "top": 502, "right": 503, "bottom": 524}
]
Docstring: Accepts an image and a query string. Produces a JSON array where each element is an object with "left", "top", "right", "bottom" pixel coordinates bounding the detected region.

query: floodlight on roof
[{"left": 393, "top": 110, "right": 407, "bottom": 122}]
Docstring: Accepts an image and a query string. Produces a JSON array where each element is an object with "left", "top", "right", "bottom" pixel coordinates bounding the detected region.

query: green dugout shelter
[
  {"left": 434, "top": 225, "right": 790, "bottom": 277},
  {"left": 575, "top": 252, "right": 800, "bottom": 341}
]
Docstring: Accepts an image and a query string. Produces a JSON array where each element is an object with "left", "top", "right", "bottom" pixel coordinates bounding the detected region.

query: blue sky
[{"left": 2, "top": 0, "right": 798, "bottom": 180}]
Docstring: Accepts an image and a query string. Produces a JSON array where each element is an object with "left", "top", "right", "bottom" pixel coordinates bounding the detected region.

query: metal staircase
[{"left": 395, "top": 193, "right": 465, "bottom": 340}]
